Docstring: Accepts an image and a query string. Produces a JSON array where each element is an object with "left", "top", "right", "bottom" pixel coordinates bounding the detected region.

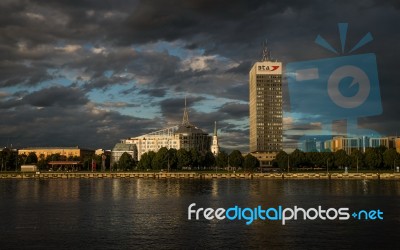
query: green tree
[
  {"left": 25, "top": 152, "right": 38, "bottom": 164},
  {"left": 305, "top": 152, "right": 324, "bottom": 168},
  {"left": 190, "top": 149, "right": 201, "bottom": 169},
  {"left": 350, "top": 149, "right": 365, "bottom": 170},
  {"left": 112, "top": 162, "right": 118, "bottom": 171},
  {"left": 383, "top": 148, "right": 399, "bottom": 170},
  {"left": 118, "top": 152, "right": 133, "bottom": 171},
  {"left": 229, "top": 150, "right": 244, "bottom": 169},
  {"left": 168, "top": 148, "right": 178, "bottom": 170},
  {"left": 203, "top": 151, "right": 216, "bottom": 169},
  {"left": 275, "top": 151, "right": 288, "bottom": 170},
  {"left": 364, "top": 148, "right": 382, "bottom": 169},
  {"left": 47, "top": 153, "right": 62, "bottom": 161},
  {"left": 243, "top": 154, "right": 260, "bottom": 171},
  {"left": 177, "top": 149, "right": 191, "bottom": 170},
  {"left": 334, "top": 150, "right": 350, "bottom": 169},
  {"left": 290, "top": 149, "right": 306, "bottom": 168},
  {"left": 36, "top": 154, "right": 48, "bottom": 170},
  {"left": 137, "top": 151, "right": 156, "bottom": 170},
  {"left": 152, "top": 147, "right": 169, "bottom": 170},
  {"left": 92, "top": 154, "right": 103, "bottom": 171},
  {"left": 376, "top": 145, "right": 387, "bottom": 155},
  {"left": 216, "top": 151, "right": 228, "bottom": 169},
  {"left": 0, "top": 148, "right": 18, "bottom": 171}
]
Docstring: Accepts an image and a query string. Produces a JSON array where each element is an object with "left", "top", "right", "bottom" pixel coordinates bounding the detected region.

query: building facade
[
  {"left": 110, "top": 143, "right": 138, "bottom": 166},
  {"left": 249, "top": 58, "right": 283, "bottom": 153},
  {"left": 18, "top": 147, "right": 94, "bottom": 161},
  {"left": 113, "top": 100, "right": 212, "bottom": 161},
  {"left": 323, "top": 136, "right": 397, "bottom": 154}
]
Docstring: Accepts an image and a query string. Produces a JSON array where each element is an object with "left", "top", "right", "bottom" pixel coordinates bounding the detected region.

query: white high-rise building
[{"left": 249, "top": 44, "right": 283, "bottom": 153}]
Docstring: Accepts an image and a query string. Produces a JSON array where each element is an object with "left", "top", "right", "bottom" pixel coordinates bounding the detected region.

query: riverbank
[{"left": 1, "top": 172, "right": 400, "bottom": 180}]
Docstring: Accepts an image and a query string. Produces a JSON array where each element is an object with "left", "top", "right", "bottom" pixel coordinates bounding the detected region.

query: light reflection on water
[{"left": 0, "top": 179, "right": 399, "bottom": 249}]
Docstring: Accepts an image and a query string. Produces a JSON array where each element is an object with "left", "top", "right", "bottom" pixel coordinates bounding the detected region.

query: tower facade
[
  {"left": 211, "top": 121, "right": 219, "bottom": 155},
  {"left": 249, "top": 47, "right": 283, "bottom": 153}
]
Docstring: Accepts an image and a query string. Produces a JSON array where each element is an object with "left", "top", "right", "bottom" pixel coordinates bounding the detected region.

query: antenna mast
[{"left": 261, "top": 40, "right": 272, "bottom": 61}]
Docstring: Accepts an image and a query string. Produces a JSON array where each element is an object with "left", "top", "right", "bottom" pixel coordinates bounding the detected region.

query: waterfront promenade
[{"left": 1, "top": 172, "right": 400, "bottom": 180}]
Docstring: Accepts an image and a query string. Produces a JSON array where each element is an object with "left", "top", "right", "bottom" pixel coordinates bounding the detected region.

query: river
[{"left": 0, "top": 179, "right": 399, "bottom": 249}]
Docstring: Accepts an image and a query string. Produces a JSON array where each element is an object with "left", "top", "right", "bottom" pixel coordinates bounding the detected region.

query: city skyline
[{"left": 1, "top": 0, "right": 399, "bottom": 152}]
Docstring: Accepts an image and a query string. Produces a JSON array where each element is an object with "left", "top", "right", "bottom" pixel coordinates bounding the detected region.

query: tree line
[
  {"left": 0, "top": 148, "right": 111, "bottom": 171},
  {"left": 114, "top": 147, "right": 260, "bottom": 172},
  {"left": 274, "top": 146, "right": 400, "bottom": 170}
]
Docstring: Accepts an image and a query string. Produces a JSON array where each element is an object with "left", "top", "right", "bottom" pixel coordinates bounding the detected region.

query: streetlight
[
  {"left": 326, "top": 158, "right": 329, "bottom": 174},
  {"left": 356, "top": 157, "right": 359, "bottom": 173},
  {"left": 228, "top": 155, "right": 230, "bottom": 173},
  {"left": 167, "top": 139, "right": 170, "bottom": 173},
  {"left": 287, "top": 156, "right": 290, "bottom": 173}
]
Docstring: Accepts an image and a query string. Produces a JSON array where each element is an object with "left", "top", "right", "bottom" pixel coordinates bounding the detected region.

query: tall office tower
[{"left": 249, "top": 43, "right": 283, "bottom": 153}]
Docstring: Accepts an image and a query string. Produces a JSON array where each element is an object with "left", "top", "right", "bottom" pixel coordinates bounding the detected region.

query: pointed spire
[
  {"left": 182, "top": 96, "right": 190, "bottom": 125},
  {"left": 214, "top": 121, "right": 217, "bottom": 136}
]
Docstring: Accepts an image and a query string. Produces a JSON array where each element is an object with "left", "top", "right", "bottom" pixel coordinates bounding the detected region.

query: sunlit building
[
  {"left": 112, "top": 100, "right": 212, "bottom": 161},
  {"left": 249, "top": 43, "right": 283, "bottom": 154},
  {"left": 18, "top": 147, "right": 94, "bottom": 160},
  {"left": 324, "top": 136, "right": 397, "bottom": 154},
  {"left": 395, "top": 138, "right": 400, "bottom": 153}
]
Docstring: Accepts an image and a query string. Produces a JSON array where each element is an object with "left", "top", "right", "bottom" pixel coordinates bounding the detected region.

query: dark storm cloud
[
  {"left": 74, "top": 48, "right": 181, "bottom": 91},
  {"left": 0, "top": 103, "right": 162, "bottom": 149},
  {"left": 24, "top": 86, "right": 88, "bottom": 107},
  {"left": 159, "top": 96, "right": 206, "bottom": 123},
  {"left": 289, "top": 123, "right": 323, "bottom": 131},
  {"left": 0, "top": 85, "right": 88, "bottom": 109},
  {"left": 138, "top": 88, "right": 167, "bottom": 98},
  {"left": 0, "top": 62, "right": 53, "bottom": 87},
  {"left": 218, "top": 102, "right": 248, "bottom": 119},
  {"left": 1, "top": 0, "right": 400, "bottom": 150},
  {"left": 160, "top": 98, "right": 248, "bottom": 128}
]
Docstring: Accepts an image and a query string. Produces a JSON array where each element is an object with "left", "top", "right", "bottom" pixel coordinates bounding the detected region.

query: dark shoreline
[{"left": 1, "top": 172, "right": 400, "bottom": 180}]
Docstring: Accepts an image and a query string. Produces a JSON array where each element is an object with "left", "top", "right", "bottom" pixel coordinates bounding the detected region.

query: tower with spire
[{"left": 211, "top": 121, "right": 219, "bottom": 155}]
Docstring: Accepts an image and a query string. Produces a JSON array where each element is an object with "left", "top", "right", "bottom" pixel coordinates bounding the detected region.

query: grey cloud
[
  {"left": 138, "top": 88, "right": 167, "bottom": 98},
  {"left": 0, "top": 0, "right": 399, "bottom": 150},
  {"left": 0, "top": 103, "right": 162, "bottom": 149},
  {"left": 218, "top": 102, "right": 248, "bottom": 119},
  {"left": 0, "top": 85, "right": 88, "bottom": 109},
  {"left": 23, "top": 85, "right": 88, "bottom": 107},
  {"left": 96, "top": 101, "right": 140, "bottom": 108}
]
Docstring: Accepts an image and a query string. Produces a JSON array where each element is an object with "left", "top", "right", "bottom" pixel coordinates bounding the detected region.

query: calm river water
[{"left": 0, "top": 179, "right": 399, "bottom": 249}]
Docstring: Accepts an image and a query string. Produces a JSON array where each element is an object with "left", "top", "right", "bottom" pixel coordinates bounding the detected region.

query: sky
[{"left": 0, "top": 0, "right": 399, "bottom": 152}]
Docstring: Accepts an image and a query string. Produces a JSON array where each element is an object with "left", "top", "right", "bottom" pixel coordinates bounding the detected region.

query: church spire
[
  {"left": 182, "top": 96, "right": 190, "bottom": 125},
  {"left": 211, "top": 121, "right": 219, "bottom": 156}
]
